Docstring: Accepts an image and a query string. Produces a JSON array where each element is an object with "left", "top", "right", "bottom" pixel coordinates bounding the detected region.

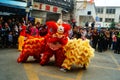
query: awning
[
  {"left": 0, "top": 0, "right": 27, "bottom": 15},
  {"left": 0, "top": 0, "right": 26, "bottom": 9}
]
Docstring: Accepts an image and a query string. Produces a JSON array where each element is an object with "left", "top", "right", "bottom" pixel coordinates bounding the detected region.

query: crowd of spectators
[
  {"left": 0, "top": 16, "right": 120, "bottom": 54},
  {"left": 0, "top": 17, "right": 48, "bottom": 49},
  {"left": 71, "top": 25, "right": 120, "bottom": 54}
]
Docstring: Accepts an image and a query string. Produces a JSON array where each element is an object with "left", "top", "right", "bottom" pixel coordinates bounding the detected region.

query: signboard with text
[
  {"left": 33, "top": 2, "right": 62, "bottom": 13},
  {"left": 34, "top": 0, "right": 74, "bottom": 11}
]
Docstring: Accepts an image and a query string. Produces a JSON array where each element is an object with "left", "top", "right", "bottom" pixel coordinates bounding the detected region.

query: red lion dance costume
[{"left": 17, "top": 20, "right": 71, "bottom": 68}]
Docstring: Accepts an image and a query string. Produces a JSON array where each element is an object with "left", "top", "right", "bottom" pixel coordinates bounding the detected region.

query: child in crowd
[
  {"left": 8, "top": 32, "right": 13, "bottom": 48},
  {"left": 112, "top": 32, "right": 117, "bottom": 51}
]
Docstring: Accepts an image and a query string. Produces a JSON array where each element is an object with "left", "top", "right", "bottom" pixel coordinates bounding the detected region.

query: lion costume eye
[
  {"left": 57, "top": 25, "right": 64, "bottom": 34},
  {"left": 50, "top": 28, "right": 53, "bottom": 33}
]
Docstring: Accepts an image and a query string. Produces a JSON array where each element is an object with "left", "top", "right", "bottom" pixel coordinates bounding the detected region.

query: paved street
[{"left": 0, "top": 48, "right": 120, "bottom": 80}]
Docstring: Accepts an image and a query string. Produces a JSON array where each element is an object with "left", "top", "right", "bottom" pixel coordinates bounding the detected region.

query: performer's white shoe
[{"left": 60, "top": 68, "right": 67, "bottom": 72}]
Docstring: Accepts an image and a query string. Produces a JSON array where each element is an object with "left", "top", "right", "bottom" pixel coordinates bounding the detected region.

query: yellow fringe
[{"left": 62, "top": 38, "right": 94, "bottom": 70}]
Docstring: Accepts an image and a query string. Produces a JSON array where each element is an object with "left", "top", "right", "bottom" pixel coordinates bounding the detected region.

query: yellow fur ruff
[{"left": 62, "top": 38, "right": 94, "bottom": 70}]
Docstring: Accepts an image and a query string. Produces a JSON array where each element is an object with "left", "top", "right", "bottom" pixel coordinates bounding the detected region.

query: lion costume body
[
  {"left": 17, "top": 21, "right": 70, "bottom": 67},
  {"left": 17, "top": 20, "right": 94, "bottom": 71},
  {"left": 62, "top": 38, "right": 94, "bottom": 70}
]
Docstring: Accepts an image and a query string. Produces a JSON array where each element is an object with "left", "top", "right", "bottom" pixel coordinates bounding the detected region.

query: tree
[{"left": 109, "top": 21, "right": 116, "bottom": 29}]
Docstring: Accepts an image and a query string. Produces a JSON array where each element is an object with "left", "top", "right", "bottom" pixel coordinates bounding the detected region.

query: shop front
[{"left": 31, "top": 2, "right": 62, "bottom": 24}]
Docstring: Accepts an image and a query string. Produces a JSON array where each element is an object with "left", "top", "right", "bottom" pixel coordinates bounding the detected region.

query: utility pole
[{"left": 25, "top": 0, "right": 33, "bottom": 23}]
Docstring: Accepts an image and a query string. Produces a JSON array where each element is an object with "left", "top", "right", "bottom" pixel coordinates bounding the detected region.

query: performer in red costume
[{"left": 40, "top": 20, "right": 71, "bottom": 67}]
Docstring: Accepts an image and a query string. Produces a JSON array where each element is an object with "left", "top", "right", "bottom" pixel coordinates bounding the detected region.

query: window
[
  {"left": 64, "top": 0, "right": 70, "bottom": 2},
  {"left": 106, "top": 8, "right": 116, "bottom": 14},
  {"left": 67, "top": 0, "right": 70, "bottom": 2},
  {"left": 111, "top": 19, "right": 114, "bottom": 22},
  {"left": 105, "top": 18, "right": 114, "bottom": 22},
  {"left": 119, "top": 15, "right": 120, "bottom": 22},
  {"left": 48, "top": 0, "right": 51, "bottom": 1},
  {"left": 87, "top": 11, "right": 91, "bottom": 15},
  {"left": 96, "top": 8, "right": 103, "bottom": 14},
  {"left": 99, "top": 18, "right": 103, "bottom": 22}
]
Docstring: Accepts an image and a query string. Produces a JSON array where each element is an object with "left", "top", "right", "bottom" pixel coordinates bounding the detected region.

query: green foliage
[{"left": 109, "top": 21, "right": 116, "bottom": 29}]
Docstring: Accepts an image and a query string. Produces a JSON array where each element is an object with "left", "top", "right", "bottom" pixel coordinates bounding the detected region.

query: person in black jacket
[
  {"left": 91, "top": 29, "right": 98, "bottom": 50},
  {"left": 98, "top": 30, "right": 105, "bottom": 52},
  {"left": 91, "top": 21, "right": 95, "bottom": 30}
]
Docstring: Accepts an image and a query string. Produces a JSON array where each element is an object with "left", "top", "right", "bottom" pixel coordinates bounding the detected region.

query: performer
[
  {"left": 18, "top": 22, "right": 26, "bottom": 51},
  {"left": 40, "top": 20, "right": 71, "bottom": 67}
]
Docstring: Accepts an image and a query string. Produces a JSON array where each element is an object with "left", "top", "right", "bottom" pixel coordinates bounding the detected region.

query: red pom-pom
[
  {"left": 46, "top": 21, "right": 58, "bottom": 34},
  {"left": 62, "top": 23, "right": 71, "bottom": 36}
]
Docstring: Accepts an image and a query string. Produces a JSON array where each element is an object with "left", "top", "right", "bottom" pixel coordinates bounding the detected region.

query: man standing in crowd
[
  {"left": 85, "top": 22, "right": 89, "bottom": 28},
  {"left": 91, "top": 21, "right": 95, "bottom": 30},
  {"left": 116, "top": 32, "right": 120, "bottom": 54}
]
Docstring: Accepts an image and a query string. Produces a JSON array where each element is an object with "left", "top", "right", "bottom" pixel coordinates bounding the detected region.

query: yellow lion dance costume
[{"left": 61, "top": 38, "right": 94, "bottom": 70}]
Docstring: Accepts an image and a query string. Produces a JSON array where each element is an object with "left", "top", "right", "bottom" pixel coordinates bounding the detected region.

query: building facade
[
  {"left": 74, "top": 0, "right": 96, "bottom": 27},
  {"left": 1, "top": 0, "right": 74, "bottom": 24},
  {"left": 96, "top": 6, "right": 120, "bottom": 28},
  {"left": 30, "top": 0, "right": 74, "bottom": 24}
]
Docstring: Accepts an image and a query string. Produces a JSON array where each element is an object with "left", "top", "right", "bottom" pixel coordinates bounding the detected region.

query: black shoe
[
  {"left": 114, "top": 51, "right": 117, "bottom": 54},
  {"left": 118, "top": 52, "right": 120, "bottom": 54},
  {"left": 98, "top": 50, "right": 102, "bottom": 52},
  {"left": 82, "top": 64, "right": 87, "bottom": 70}
]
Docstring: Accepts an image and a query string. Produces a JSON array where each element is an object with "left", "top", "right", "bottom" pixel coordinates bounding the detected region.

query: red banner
[
  {"left": 46, "top": 5, "right": 50, "bottom": 11},
  {"left": 53, "top": 6, "right": 58, "bottom": 12},
  {"left": 39, "top": 3, "right": 42, "bottom": 9},
  {"left": 89, "top": 0, "right": 94, "bottom": 4}
]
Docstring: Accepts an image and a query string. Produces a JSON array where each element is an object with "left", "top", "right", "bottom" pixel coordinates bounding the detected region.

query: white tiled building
[
  {"left": 74, "top": 0, "right": 120, "bottom": 28},
  {"left": 96, "top": 6, "right": 120, "bottom": 28}
]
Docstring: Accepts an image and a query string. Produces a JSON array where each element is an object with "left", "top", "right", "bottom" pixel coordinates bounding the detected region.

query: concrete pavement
[{"left": 0, "top": 49, "right": 120, "bottom": 80}]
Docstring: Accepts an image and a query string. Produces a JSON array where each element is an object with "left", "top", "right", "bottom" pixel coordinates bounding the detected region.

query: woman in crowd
[
  {"left": 91, "top": 29, "right": 98, "bottom": 49},
  {"left": 30, "top": 24, "right": 39, "bottom": 37}
]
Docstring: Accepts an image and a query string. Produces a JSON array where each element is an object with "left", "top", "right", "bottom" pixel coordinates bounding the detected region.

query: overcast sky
[
  {"left": 78, "top": 0, "right": 120, "bottom": 6},
  {"left": 0, "top": 0, "right": 120, "bottom": 7},
  {"left": 94, "top": 0, "right": 120, "bottom": 6}
]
